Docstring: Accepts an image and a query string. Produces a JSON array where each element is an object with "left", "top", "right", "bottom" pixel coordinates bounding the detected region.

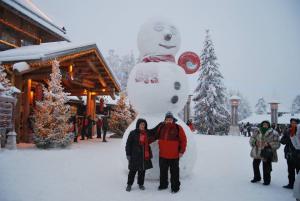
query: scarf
[
  {"left": 139, "top": 130, "right": 150, "bottom": 160},
  {"left": 142, "top": 55, "right": 175, "bottom": 63},
  {"left": 260, "top": 127, "right": 268, "bottom": 135},
  {"left": 290, "top": 126, "right": 297, "bottom": 137}
]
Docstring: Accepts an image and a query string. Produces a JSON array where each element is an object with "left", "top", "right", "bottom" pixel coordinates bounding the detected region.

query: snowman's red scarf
[{"left": 142, "top": 55, "right": 175, "bottom": 63}]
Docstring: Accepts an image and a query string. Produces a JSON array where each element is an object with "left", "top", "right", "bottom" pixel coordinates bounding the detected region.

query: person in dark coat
[
  {"left": 96, "top": 116, "right": 102, "bottom": 139},
  {"left": 246, "top": 122, "right": 251, "bottom": 137},
  {"left": 86, "top": 115, "right": 95, "bottom": 139},
  {"left": 80, "top": 115, "right": 87, "bottom": 140},
  {"left": 102, "top": 116, "right": 109, "bottom": 142},
  {"left": 280, "top": 118, "right": 300, "bottom": 189},
  {"left": 125, "top": 119, "right": 153, "bottom": 192}
]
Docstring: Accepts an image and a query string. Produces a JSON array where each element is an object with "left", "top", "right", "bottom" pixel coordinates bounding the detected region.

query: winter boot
[
  {"left": 171, "top": 188, "right": 180, "bottom": 193},
  {"left": 126, "top": 185, "right": 131, "bottom": 192},
  {"left": 158, "top": 185, "right": 168, "bottom": 190},
  {"left": 251, "top": 178, "right": 261, "bottom": 183},
  {"left": 283, "top": 184, "right": 293, "bottom": 189}
]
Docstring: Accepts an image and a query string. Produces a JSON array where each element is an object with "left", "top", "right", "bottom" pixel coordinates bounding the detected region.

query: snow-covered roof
[
  {"left": 230, "top": 95, "right": 240, "bottom": 100},
  {"left": 68, "top": 96, "right": 82, "bottom": 102},
  {"left": 0, "top": 41, "right": 96, "bottom": 62},
  {"left": 0, "top": 41, "right": 121, "bottom": 92},
  {"left": 239, "top": 113, "right": 300, "bottom": 124},
  {"left": 1, "top": 0, "right": 69, "bottom": 41},
  {"left": 77, "top": 95, "right": 121, "bottom": 106},
  {"left": 268, "top": 100, "right": 280, "bottom": 104},
  {"left": 278, "top": 113, "right": 300, "bottom": 124},
  {"left": 239, "top": 114, "right": 271, "bottom": 124},
  {"left": 12, "top": 62, "right": 30, "bottom": 72}
]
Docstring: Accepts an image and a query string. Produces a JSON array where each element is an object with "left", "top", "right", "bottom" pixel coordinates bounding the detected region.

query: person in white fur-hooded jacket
[{"left": 291, "top": 124, "right": 300, "bottom": 201}]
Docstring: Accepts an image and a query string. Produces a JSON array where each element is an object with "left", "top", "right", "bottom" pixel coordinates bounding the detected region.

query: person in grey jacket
[
  {"left": 249, "top": 120, "right": 280, "bottom": 185},
  {"left": 291, "top": 124, "right": 300, "bottom": 201}
]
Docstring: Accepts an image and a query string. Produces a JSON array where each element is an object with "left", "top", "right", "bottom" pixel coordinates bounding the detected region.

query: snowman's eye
[{"left": 154, "top": 24, "right": 164, "bottom": 32}]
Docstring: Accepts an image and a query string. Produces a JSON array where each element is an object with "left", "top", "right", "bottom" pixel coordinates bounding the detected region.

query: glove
[{"left": 126, "top": 155, "right": 131, "bottom": 161}]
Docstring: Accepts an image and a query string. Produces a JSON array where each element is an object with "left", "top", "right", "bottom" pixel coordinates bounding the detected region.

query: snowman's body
[{"left": 121, "top": 18, "right": 197, "bottom": 179}]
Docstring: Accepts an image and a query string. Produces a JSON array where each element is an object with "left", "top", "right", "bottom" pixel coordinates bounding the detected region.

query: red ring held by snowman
[{"left": 178, "top": 51, "right": 201, "bottom": 74}]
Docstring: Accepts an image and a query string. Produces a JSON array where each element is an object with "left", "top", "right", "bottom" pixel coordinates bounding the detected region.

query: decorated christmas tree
[
  {"left": 33, "top": 60, "right": 73, "bottom": 148},
  {"left": 109, "top": 93, "right": 134, "bottom": 136},
  {"left": 193, "top": 30, "right": 230, "bottom": 135}
]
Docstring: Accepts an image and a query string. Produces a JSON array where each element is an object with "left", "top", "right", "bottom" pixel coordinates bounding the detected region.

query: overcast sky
[{"left": 32, "top": 0, "right": 300, "bottom": 111}]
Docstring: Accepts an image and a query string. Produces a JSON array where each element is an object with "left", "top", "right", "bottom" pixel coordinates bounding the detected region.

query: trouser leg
[
  {"left": 127, "top": 170, "right": 137, "bottom": 185},
  {"left": 81, "top": 128, "right": 85, "bottom": 139},
  {"left": 253, "top": 159, "right": 261, "bottom": 180},
  {"left": 74, "top": 132, "right": 77, "bottom": 142},
  {"left": 159, "top": 157, "right": 169, "bottom": 187},
  {"left": 263, "top": 160, "right": 272, "bottom": 184},
  {"left": 137, "top": 170, "right": 145, "bottom": 186},
  {"left": 97, "top": 127, "right": 101, "bottom": 138},
  {"left": 103, "top": 130, "right": 107, "bottom": 141},
  {"left": 287, "top": 159, "right": 296, "bottom": 186},
  {"left": 170, "top": 158, "right": 180, "bottom": 191}
]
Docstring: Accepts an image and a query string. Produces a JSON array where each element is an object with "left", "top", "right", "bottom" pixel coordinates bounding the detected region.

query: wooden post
[
  {"left": 86, "top": 91, "right": 91, "bottom": 116},
  {"left": 22, "top": 79, "right": 31, "bottom": 142},
  {"left": 13, "top": 74, "right": 22, "bottom": 143},
  {"left": 91, "top": 95, "right": 96, "bottom": 136}
]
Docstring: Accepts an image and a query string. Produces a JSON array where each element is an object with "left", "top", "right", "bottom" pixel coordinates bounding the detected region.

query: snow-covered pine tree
[
  {"left": 193, "top": 30, "right": 230, "bottom": 135},
  {"left": 119, "top": 51, "right": 136, "bottom": 90},
  {"left": 33, "top": 60, "right": 73, "bottom": 148},
  {"left": 255, "top": 97, "right": 268, "bottom": 114},
  {"left": 226, "top": 90, "right": 252, "bottom": 121},
  {"left": 109, "top": 93, "right": 134, "bottom": 136},
  {"left": 291, "top": 95, "right": 300, "bottom": 114}
]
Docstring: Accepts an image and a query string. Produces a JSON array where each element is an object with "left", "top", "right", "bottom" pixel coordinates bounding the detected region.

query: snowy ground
[{"left": 0, "top": 134, "right": 296, "bottom": 201}]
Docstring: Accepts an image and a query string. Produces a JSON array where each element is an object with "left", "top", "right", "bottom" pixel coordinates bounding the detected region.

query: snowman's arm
[
  {"left": 125, "top": 132, "right": 134, "bottom": 156},
  {"left": 178, "top": 126, "right": 187, "bottom": 154}
]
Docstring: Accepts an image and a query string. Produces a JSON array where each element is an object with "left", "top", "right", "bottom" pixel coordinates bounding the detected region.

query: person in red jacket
[
  {"left": 186, "top": 119, "right": 195, "bottom": 132},
  {"left": 151, "top": 111, "right": 187, "bottom": 193}
]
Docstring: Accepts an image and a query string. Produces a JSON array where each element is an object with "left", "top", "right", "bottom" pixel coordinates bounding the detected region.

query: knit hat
[
  {"left": 260, "top": 120, "right": 271, "bottom": 128},
  {"left": 290, "top": 118, "right": 300, "bottom": 124},
  {"left": 165, "top": 111, "right": 177, "bottom": 122}
]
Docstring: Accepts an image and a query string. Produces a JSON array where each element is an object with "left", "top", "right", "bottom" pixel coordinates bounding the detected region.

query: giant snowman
[{"left": 121, "top": 18, "right": 198, "bottom": 179}]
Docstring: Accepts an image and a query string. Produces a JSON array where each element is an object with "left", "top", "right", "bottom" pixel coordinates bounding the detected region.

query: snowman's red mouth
[{"left": 159, "top": 44, "right": 176, "bottom": 49}]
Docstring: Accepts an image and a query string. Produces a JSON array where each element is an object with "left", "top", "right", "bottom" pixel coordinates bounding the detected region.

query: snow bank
[{"left": 0, "top": 135, "right": 295, "bottom": 201}]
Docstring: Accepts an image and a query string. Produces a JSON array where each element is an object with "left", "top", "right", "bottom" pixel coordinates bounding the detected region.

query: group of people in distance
[
  {"left": 249, "top": 118, "right": 300, "bottom": 201},
  {"left": 125, "top": 111, "right": 187, "bottom": 193},
  {"left": 69, "top": 114, "right": 109, "bottom": 143}
]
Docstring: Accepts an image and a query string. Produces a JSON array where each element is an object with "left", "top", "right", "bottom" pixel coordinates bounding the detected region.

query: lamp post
[
  {"left": 184, "top": 95, "right": 192, "bottom": 123},
  {"left": 269, "top": 100, "right": 279, "bottom": 126},
  {"left": 229, "top": 95, "right": 240, "bottom": 135}
]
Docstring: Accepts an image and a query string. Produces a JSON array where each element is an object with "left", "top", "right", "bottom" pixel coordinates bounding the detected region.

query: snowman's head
[{"left": 137, "top": 18, "right": 181, "bottom": 58}]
